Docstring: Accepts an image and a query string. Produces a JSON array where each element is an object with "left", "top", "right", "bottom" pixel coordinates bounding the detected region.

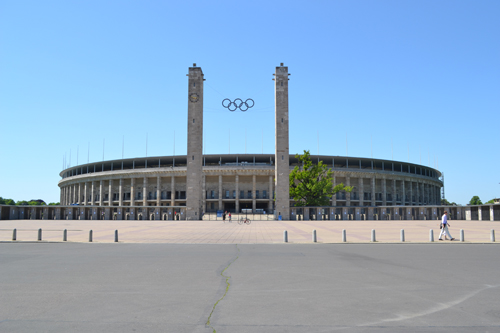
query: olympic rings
[{"left": 222, "top": 98, "right": 254, "bottom": 112}]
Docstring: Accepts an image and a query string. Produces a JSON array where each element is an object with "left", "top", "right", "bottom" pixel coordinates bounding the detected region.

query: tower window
[
  {"left": 193, "top": 119, "right": 195, "bottom": 123},
  {"left": 193, "top": 82, "right": 195, "bottom": 87},
  {"left": 192, "top": 156, "right": 194, "bottom": 160},
  {"left": 281, "top": 118, "right": 283, "bottom": 123},
  {"left": 281, "top": 82, "right": 283, "bottom": 86}
]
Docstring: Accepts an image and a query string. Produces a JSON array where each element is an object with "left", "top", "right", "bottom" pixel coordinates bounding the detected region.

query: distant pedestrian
[
  {"left": 228, "top": 212, "right": 232, "bottom": 222},
  {"left": 223, "top": 211, "right": 226, "bottom": 223},
  {"left": 439, "top": 211, "right": 454, "bottom": 241}
]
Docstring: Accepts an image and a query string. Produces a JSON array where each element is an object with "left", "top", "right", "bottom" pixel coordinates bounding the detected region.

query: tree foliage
[
  {"left": 0, "top": 197, "right": 48, "bottom": 206},
  {"left": 469, "top": 196, "right": 482, "bottom": 205},
  {"left": 0, "top": 197, "right": 16, "bottom": 205},
  {"left": 289, "top": 150, "right": 352, "bottom": 206},
  {"left": 441, "top": 198, "right": 457, "bottom": 206},
  {"left": 485, "top": 199, "right": 495, "bottom": 204}
]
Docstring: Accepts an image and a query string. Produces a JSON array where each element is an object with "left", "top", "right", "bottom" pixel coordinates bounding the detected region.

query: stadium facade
[{"left": 54, "top": 63, "right": 444, "bottom": 220}]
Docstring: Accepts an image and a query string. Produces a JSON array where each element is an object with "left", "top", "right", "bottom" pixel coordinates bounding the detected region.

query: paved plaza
[
  {"left": 0, "top": 219, "right": 498, "bottom": 243},
  {"left": 1, "top": 243, "right": 500, "bottom": 332}
]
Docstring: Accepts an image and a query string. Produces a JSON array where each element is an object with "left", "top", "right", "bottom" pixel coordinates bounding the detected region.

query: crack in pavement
[{"left": 206, "top": 244, "right": 240, "bottom": 333}]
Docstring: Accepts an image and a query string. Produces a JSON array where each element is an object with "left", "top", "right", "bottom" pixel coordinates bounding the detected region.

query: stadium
[{"left": 51, "top": 63, "right": 450, "bottom": 221}]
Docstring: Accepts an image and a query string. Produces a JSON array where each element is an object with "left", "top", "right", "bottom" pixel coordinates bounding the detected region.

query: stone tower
[
  {"left": 186, "top": 64, "right": 204, "bottom": 220},
  {"left": 274, "top": 63, "right": 290, "bottom": 220}
]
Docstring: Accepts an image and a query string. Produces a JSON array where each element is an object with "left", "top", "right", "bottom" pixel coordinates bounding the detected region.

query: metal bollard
[
  {"left": 89, "top": 230, "right": 93, "bottom": 242},
  {"left": 491, "top": 229, "right": 495, "bottom": 242},
  {"left": 114, "top": 230, "right": 119, "bottom": 242},
  {"left": 312, "top": 230, "right": 317, "bottom": 243},
  {"left": 371, "top": 229, "right": 376, "bottom": 242},
  {"left": 12, "top": 229, "right": 16, "bottom": 241},
  {"left": 400, "top": 229, "right": 405, "bottom": 242},
  {"left": 63, "top": 229, "right": 67, "bottom": 241},
  {"left": 284, "top": 230, "right": 288, "bottom": 243},
  {"left": 460, "top": 229, "right": 464, "bottom": 242},
  {"left": 38, "top": 228, "right": 42, "bottom": 241},
  {"left": 342, "top": 229, "right": 346, "bottom": 242},
  {"left": 429, "top": 229, "right": 434, "bottom": 242}
]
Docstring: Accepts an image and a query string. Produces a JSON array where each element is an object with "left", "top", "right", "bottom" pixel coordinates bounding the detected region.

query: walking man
[{"left": 439, "top": 211, "right": 454, "bottom": 241}]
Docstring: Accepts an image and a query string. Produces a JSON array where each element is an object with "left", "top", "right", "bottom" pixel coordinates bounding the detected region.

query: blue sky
[{"left": 1, "top": 0, "right": 499, "bottom": 205}]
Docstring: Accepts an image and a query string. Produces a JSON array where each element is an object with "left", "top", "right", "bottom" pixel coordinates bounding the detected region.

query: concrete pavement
[{"left": 1, "top": 243, "right": 500, "bottom": 332}]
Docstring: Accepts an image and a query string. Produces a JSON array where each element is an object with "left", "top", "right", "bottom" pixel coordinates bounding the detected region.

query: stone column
[
  {"left": 130, "top": 178, "right": 135, "bottom": 206},
  {"left": 67, "top": 186, "right": 71, "bottom": 205},
  {"left": 342, "top": 207, "right": 348, "bottom": 220},
  {"left": 119, "top": 178, "right": 123, "bottom": 206},
  {"left": 186, "top": 64, "right": 204, "bottom": 220},
  {"left": 171, "top": 176, "right": 175, "bottom": 207},
  {"left": 269, "top": 175, "right": 273, "bottom": 212},
  {"left": 401, "top": 180, "right": 405, "bottom": 205},
  {"left": 371, "top": 177, "right": 376, "bottom": 206},
  {"left": 392, "top": 179, "right": 396, "bottom": 204},
  {"left": 359, "top": 177, "right": 364, "bottom": 206},
  {"left": 202, "top": 174, "right": 206, "bottom": 214},
  {"left": 430, "top": 185, "right": 434, "bottom": 205},
  {"left": 84, "top": 183, "right": 87, "bottom": 206},
  {"left": 235, "top": 175, "right": 239, "bottom": 213},
  {"left": 109, "top": 180, "right": 113, "bottom": 206},
  {"left": 156, "top": 176, "right": 161, "bottom": 206},
  {"left": 274, "top": 63, "right": 290, "bottom": 220},
  {"left": 218, "top": 175, "right": 222, "bottom": 211},
  {"left": 367, "top": 207, "right": 374, "bottom": 220},
  {"left": 78, "top": 183, "right": 81, "bottom": 205},
  {"left": 143, "top": 177, "right": 147, "bottom": 206},
  {"left": 90, "top": 181, "right": 95, "bottom": 205},
  {"left": 382, "top": 177, "right": 387, "bottom": 206},
  {"left": 99, "top": 180, "right": 103, "bottom": 206},
  {"left": 408, "top": 181, "right": 413, "bottom": 205},
  {"left": 252, "top": 175, "right": 257, "bottom": 213},
  {"left": 346, "top": 175, "right": 351, "bottom": 206},
  {"left": 415, "top": 182, "right": 420, "bottom": 205},
  {"left": 490, "top": 205, "right": 494, "bottom": 221},
  {"left": 355, "top": 207, "right": 361, "bottom": 220},
  {"left": 332, "top": 175, "right": 337, "bottom": 206}
]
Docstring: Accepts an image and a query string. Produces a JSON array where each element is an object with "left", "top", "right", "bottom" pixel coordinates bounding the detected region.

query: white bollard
[
  {"left": 284, "top": 230, "right": 288, "bottom": 243},
  {"left": 38, "top": 228, "right": 42, "bottom": 241},
  {"left": 371, "top": 229, "right": 376, "bottom": 242},
  {"left": 429, "top": 229, "right": 434, "bottom": 242},
  {"left": 342, "top": 229, "right": 346, "bottom": 242},
  {"left": 312, "top": 230, "right": 317, "bottom": 243},
  {"left": 63, "top": 229, "right": 67, "bottom": 241},
  {"left": 400, "top": 229, "right": 405, "bottom": 242},
  {"left": 114, "top": 230, "right": 119, "bottom": 242},
  {"left": 12, "top": 229, "right": 16, "bottom": 241},
  {"left": 491, "top": 229, "right": 495, "bottom": 242},
  {"left": 89, "top": 230, "right": 93, "bottom": 242},
  {"left": 460, "top": 229, "right": 464, "bottom": 242}
]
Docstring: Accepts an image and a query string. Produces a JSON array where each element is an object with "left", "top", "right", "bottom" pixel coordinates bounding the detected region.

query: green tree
[
  {"left": 289, "top": 150, "right": 352, "bottom": 206},
  {"left": 2, "top": 198, "right": 16, "bottom": 205},
  {"left": 16, "top": 200, "right": 29, "bottom": 206},
  {"left": 441, "top": 198, "right": 457, "bottom": 206},
  {"left": 48, "top": 202, "right": 60, "bottom": 206},
  {"left": 485, "top": 199, "right": 495, "bottom": 204},
  {"left": 469, "top": 196, "right": 482, "bottom": 205}
]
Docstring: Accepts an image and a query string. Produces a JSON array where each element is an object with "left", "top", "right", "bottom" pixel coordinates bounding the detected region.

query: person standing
[
  {"left": 228, "top": 212, "right": 232, "bottom": 223},
  {"left": 439, "top": 211, "right": 454, "bottom": 241},
  {"left": 223, "top": 211, "right": 226, "bottom": 223}
]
